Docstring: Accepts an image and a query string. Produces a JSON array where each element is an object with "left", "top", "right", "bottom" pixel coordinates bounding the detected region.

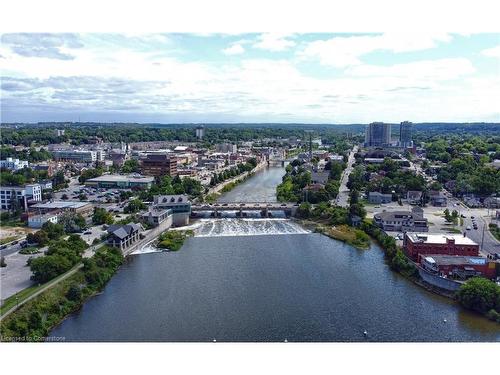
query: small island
[{"left": 157, "top": 230, "right": 194, "bottom": 251}]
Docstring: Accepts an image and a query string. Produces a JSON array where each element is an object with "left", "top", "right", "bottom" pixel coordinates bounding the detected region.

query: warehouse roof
[
  {"left": 406, "top": 233, "right": 477, "bottom": 246},
  {"left": 86, "top": 174, "right": 154, "bottom": 183},
  {"left": 31, "top": 201, "right": 91, "bottom": 209}
]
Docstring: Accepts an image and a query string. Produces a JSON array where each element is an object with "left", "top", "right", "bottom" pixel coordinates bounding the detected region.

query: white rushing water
[
  {"left": 131, "top": 218, "right": 309, "bottom": 254},
  {"left": 193, "top": 218, "right": 310, "bottom": 237},
  {"left": 131, "top": 239, "right": 164, "bottom": 255}
]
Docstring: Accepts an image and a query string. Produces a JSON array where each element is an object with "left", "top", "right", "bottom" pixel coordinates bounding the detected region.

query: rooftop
[
  {"left": 31, "top": 201, "right": 91, "bottom": 209},
  {"left": 424, "top": 255, "right": 488, "bottom": 266},
  {"left": 406, "top": 233, "right": 477, "bottom": 246},
  {"left": 154, "top": 194, "right": 190, "bottom": 204},
  {"left": 86, "top": 174, "right": 154, "bottom": 183}
]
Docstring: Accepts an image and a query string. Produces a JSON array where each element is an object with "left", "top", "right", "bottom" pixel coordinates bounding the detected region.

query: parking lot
[{"left": 364, "top": 195, "right": 500, "bottom": 255}]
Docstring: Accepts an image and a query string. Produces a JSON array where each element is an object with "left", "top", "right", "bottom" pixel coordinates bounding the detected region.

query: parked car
[{"left": 466, "top": 226, "right": 472, "bottom": 230}]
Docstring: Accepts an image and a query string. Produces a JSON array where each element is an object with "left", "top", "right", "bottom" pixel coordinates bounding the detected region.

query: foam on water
[
  {"left": 194, "top": 218, "right": 310, "bottom": 237},
  {"left": 131, "top": 239, "right": 163, "bottom": 255}
]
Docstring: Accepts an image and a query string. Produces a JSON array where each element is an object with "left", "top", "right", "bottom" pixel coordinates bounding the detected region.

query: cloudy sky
[{"left": 1, "top": 33, "right": 499, "bottom": 123}]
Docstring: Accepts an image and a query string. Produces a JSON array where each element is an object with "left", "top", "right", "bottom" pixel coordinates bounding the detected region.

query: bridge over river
[{"left": 191, "top": 202, "right": 299, "bottom": 218}]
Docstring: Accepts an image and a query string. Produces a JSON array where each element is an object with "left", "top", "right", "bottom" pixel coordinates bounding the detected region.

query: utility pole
[{"left": 481, "top": 222, "right": 486, "bottom": 251}]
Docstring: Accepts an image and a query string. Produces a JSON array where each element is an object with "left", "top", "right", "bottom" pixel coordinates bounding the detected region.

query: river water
[{"left": 50, "top": 166, "right": 500, "bottom": 342}]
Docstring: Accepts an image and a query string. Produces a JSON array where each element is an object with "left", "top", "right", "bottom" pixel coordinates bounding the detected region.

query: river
[{"left": 50, "top": 166, "right": 500, "bottom": 342}]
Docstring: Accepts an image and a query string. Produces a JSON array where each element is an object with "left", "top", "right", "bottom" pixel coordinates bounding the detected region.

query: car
[
  {"left": 461, "top": 214, "right": 466, "bottom": 218},
  {"left": 84, "top": 231, "right": 92, "bottom": 235},
  {"left": 466, "top": 226, "right": 471, "bottom": 230},
  {"left": 471, "top": 216, "right": 475, "bottom": 219},
  {"left": 281, "top": 203, "right": 287, "bottom": 207}
]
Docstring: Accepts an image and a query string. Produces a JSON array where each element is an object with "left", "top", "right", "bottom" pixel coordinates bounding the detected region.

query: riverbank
[
  {"left": 204, "top": 161, "right": 266, "bottom": 198},
  {"left": 298, "top": 219, "right": 370, "bottom": 250},
  {"left": 0, "top": 246, "right": 124, "bottom": 341}
]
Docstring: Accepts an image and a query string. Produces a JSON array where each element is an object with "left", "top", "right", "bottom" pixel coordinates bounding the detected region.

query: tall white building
[
  {"left": 0, "top": 157, "right": 29, "bottom": 171},
  {"left": 195, "top": 125, "right": 205, "bottom": 140}
]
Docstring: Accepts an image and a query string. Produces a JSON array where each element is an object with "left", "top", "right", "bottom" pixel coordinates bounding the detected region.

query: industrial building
[
  {"left": 85, "top": 174, "right": 154, "bottom": 189},
  {"left": 152, "top": 194, "right": 191, "bottom": 226},
  {"left": 403, "top": 233, "right": 479, "bottom": 260},
  {"left": 30, "top": 200, "right": 93, "bottom": 217},
  {"left": 419, "top": 255, "right": 496, "bottom": 280},
  {"left": 141, "top": 208, "right": 173, "bottom": 227}
]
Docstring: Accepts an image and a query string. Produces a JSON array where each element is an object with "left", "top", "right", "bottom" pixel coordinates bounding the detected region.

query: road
[
  {"left": 0, "top": 240, "right": 26, "bottom": 257},
  {"left": 450, "top": 197, "right": 500, "bottom": 256},
  {"left": 336, "top": 145, "right": 358, "bottom": 208}
]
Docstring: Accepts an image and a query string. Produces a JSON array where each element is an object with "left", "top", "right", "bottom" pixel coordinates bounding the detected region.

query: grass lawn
[{"left": 489, "top": 225, "right": 500, "bottom": 241}]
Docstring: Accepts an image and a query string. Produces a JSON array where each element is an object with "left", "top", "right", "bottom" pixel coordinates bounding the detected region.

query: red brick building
[
  {"left": 403, "top": 232, "right": 479, "bottom": 260},
  {"left": 140, "top": 154, "right": 178, "bottom": 177},
  {"left": 420, "top": 255, "right": 497, "bottom": 280}
]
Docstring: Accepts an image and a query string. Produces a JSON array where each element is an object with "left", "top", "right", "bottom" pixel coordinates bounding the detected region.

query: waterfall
[{"left": 193, "top": 218, "right": 310, "bottom": 237}]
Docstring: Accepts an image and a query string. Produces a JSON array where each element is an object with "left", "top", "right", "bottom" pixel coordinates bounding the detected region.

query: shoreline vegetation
[
  {"left": 299, "top": 219, "right": 370, "bottom": 250},
  {"left": 203, "top": 172, "right": 255, "bottom": 203},
  {"left": 0, "top": 246, "right": 124, "bottom": 341},
  {"left": 157, "top": 230, "right": 194, "bottom": 251}
]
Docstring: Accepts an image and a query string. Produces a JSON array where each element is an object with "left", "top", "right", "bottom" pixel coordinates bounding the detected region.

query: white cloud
[
  {"left": 253, "top": 33, "right": 296, "bottom": 52},
  {"left": 222, "top": 43, "right": 245, "bottom": 55},
  {"left": 299, "top": 33, "right": 453, "bottom": 68},
  {"left": 346, "top": 58, "right": 475, "bottom": 80},
  {"left": 481, "top": 45, "right": 500, "bottom": 58},
  {"left": 1, "top": 33, "right": 498, "bottom": 123}
]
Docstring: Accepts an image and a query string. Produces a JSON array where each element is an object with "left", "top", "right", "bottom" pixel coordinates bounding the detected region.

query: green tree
[
  {"left": 30, "top": 255, "right": 73, "bottom": 283},
  {"left": 456, "top": 277, "right": 500, "bottom": 314},
  {"left": 121, "top": 159, "right": 140, "bottom": 174},
  {"left": 124, "top": 199, "right": 146, "bottom": 214},
  {"left": 92, "top": 207, "right": 114, "bottom": 225},
  {"left": 296, "top": 202, "right": 311, "bottom": 219},
  {"left": 66, "top": 284, "right": 82, "bottom": 301}
]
